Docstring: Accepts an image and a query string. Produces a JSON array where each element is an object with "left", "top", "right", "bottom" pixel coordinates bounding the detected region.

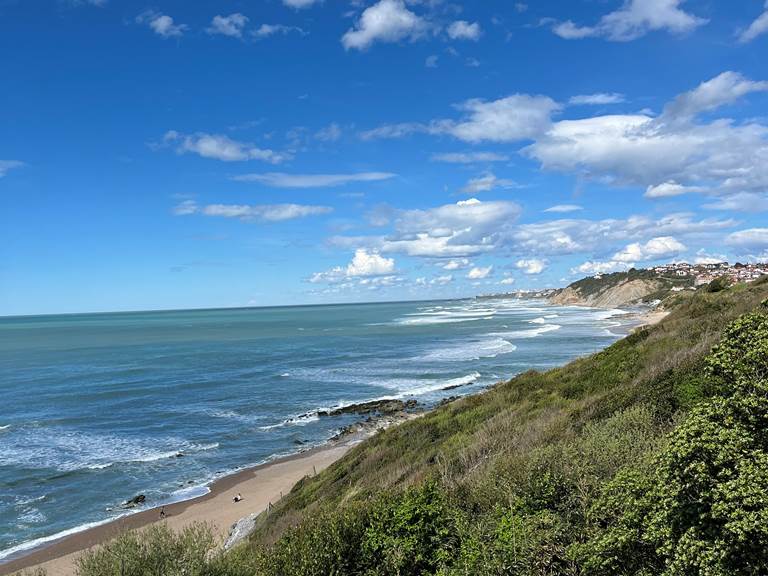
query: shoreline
[
  {"left": 0, "top": 439, "right": 359, "bottom": 576},
  {"left": 0, "top": 303, "right": 663, "bottom": 576}
]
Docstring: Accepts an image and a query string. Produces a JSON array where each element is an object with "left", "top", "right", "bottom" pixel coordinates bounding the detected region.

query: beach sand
[{"left": 0, "top": 442, "right": 354, "bottom": 576}]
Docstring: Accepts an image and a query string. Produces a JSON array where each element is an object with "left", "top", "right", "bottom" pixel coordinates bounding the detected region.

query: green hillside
[{"left": 64, "top": 278, "right": 768, "bottom": 576}]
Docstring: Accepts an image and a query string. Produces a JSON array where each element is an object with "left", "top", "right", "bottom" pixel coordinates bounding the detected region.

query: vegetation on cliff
[{"left": 21, "top": 278, "right": 768, "bottom": 576}]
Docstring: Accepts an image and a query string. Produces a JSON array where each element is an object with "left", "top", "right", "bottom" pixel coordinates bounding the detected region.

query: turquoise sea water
[{"left": 0, "top": 298, "right": 635, "bottom": 561}]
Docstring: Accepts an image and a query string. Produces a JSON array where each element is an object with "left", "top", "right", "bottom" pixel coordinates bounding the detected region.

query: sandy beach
[{"left": 0, "top": 442, "right": 354, "bottom": 576}]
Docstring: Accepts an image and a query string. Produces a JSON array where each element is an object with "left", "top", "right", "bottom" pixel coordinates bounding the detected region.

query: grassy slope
[
  {"left": 64, "top": 279, "right": 768, "bottom": 576},
  {"left": 250, "top": 279, "right": 768, "bottom": 547}
]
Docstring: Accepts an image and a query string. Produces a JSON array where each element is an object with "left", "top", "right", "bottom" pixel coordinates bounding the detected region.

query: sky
[{"left": 2, "top": 0, "right": 768, "bottom": 315}]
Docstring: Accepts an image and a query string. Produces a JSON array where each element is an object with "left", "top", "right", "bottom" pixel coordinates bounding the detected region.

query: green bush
[
  {"left": 577, "top": 310, "right": 768, "bottom": 575},
  {"left": 75, "top": 523, "right": 217, "bottom": 576}
]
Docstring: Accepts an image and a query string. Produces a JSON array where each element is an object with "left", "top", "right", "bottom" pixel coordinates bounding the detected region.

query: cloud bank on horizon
[{"left": 1, "top": 0, "right": 768, "bottom": 314}]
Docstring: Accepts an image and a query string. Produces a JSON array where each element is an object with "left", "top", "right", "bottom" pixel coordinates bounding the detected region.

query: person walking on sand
[
  {"left": 159, "top": 506, "right": 166, "bottom": 519},
  {"left": 232, "top": 493, "right": 243, "bottom": 503}
]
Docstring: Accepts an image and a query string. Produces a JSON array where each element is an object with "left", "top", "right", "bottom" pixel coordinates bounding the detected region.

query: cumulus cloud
[
  {"left": 738, "top": 1, "right": 768, "bottom": 43},
  {"left": 725, "top": 228, "right": 768, "bottom": 250},
  {"left": 0, "top": 160, "right": 24, "bottom": 178},
  {"left": 612, "top": 236, "right": 687, "bottom": 263},
  {"left": 467, "top": 265, "right": 492, "bottom": 279},
  {"left": 136, "top": 10, "right": 187, "bottom": 38},
  {"left": 572, "top": 260, "right": 631, "bottom": 275},
  {"left": 460, "top": 172, "right": 518, "bottom": 194},
  {"left": 552, "top": 0, "right": 707, "bottom": 42},
  {"left": 431, "top": 151, "right": 509, "bottom": 163},
  {"left": 543, "top": 204, "right": 583, "bottom": 213},
  {"left": 447, "top": 20, "right": 482, "bottom": 41},
  {"left": 163, "top": 131, "right": 289, "bottom": 163},
  {"left": 174, "top": 201, "right": 332, "bottom": 222},
  {"left": 568, "top": 93, "right": 625, "bottom": 105},
  {"left": 207, "top": 13, "right": 248, "bottom": 38},
  {"left": 663, "top": 71, "right": 768, "bottom": 120},
  {"left": 516, "top": 258, "right": 547, "bottom": 274},
  {"left": 342, "top": 0, "right": 427, "bottom": 50},
  {"left": 232, "top": 171, "right": 395, "bottom": 188},
  {"left": 361, "top": 94, "right": 560, "bottom": 143},
  {"left": 499, "top": 276, "right": 516, "bottom": 285},
  {"left": 512, "top": 213, "right": 734, "bottom": 257},
  {"left": 441, "top": 258, "right": 471, "bottom": 270},
  {"left": 310, "top": 249, "right": 396, "bottom": 283},
  {"left": 331, "top": 198, "right": 522, "bottom": 258},
  {"left": 525, "top": 72, "right": 768, "bottom": 205},
  {"left": 644, "top": 181, "right": 704, "bottom": 198}
]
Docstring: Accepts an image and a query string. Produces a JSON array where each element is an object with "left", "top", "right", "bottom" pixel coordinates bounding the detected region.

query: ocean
[{"left": 0, "top": 298, "right": 636, "bottom": 561}]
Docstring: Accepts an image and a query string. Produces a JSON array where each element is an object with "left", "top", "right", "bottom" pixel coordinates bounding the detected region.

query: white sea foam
[
  {"left": 0, "top": 428, "right": 219, "bottom": 473},
  {"left": 0, "top": 515, "right": 130, "bottom": 562},
  {"left": 404, "top": 372, "right": 482, "bottom": 396},
  {"left": 492, "top": 324, "right": 561, "bottom": 339},
  {"left": 0, "top": 425, "right": 9, "bottom": 431},
  {"left": 418, "top": 338, "right": 517, "bottom": 362}
]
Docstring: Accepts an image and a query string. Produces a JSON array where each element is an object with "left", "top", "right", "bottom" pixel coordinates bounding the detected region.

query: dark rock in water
[
  {"left": 438, "top": 396, "right": 461, "bottom": 407},
  {"left": 175, "top": 452, "right": 185, "bottom": 458},
  {"left": 293, "top": 439, "right": 305, "bottom": 445},
  {"left": 121, "top": 494, "right": 146, "bottom": 509},
  {"left": 327, "top": 398, "right": 418, "bottom": 416}
]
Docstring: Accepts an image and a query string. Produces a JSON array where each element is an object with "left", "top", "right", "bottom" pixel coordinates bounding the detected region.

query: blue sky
[{"left": 2, "top": 0, "right": 768, "bottom": 315}]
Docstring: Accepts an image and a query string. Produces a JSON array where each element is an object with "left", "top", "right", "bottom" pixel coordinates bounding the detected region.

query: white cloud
[
  {"left": 663, "top": 71, "right": 768, "bottom": 120},
  {"left": 572, "top": 260, "right": 631, "bottom": 275},
  {"left": 310, "top": 248, "right": 395, "bottom": 283},
  {"left": 379, "top": 198, "right": 521, "bottom": 257},
  {"left": 431, "top": 151, "right": 509, "bottom": 163},
  {"left": 361, "top": 94, "right": 560, "bottom": 143},
  {"left": 443, "top": 94, "right": 560, "bottom": 143},
  {"left": 516, "top": 258, "right": 547, "bottom": 274},
  {"left": 460, "top": 172, "right": 517, "bottom": 194},
  {"left": 569, "top": 93, "right": 625, "bottom": 105},
  {"left": 543, "top": 204, "right": 583, "bottom": 213},
  {"left": 612, "top": 236, "right": 687, "bottom": 263},
  {"left": 512, "top": 213, "right": 733, "bottom": 257},
  {"left": 0, "top": 160, "right": 23, "bottom": 178},
  {"left": 499, "top": 276, "right": 516, "bottom": 285},
  {"left": 467, "top": 265, "right": 492, "bottom": 279},
  {"left": 254, "top": 24, "right": 305, "bottom": 38},
  {"left": 525, "top": 72, "right": 768, "bottom": 205},
  {"left": 342, "top": 0, "right": 427, "bottom": 51},
  {"left": 644, "top": 181, "right": 703, "bottom": 198},
  {"left": 136, "top": 10, "right": 187, "bottom": 38},
  {"left": 447, "top": 20, "right": 482, "bottom": 41},
  {"left": 163, "top": 131, "right": 288, "bottom": 163},
  {"left": 425, "top": 55, "right": 439, "bottom": 68},
  {"left": 693, "top": 249, "right": 729, "bottom": 265},
  {"left": 207, "top": 13, "right": 248, "bottom": 38},
  {"left": 442, "top": 258, "right": 471, "bottom": 270},
  {"left": 725, "top": 228, "right": 768, "bottom": 250},
  {"left": 432, "top": 274, "right": 454, "bottom": 285},
  {"left": 232, "top": 171, "right": 395, "bottom": 188},
  {"left": 552, "top": 0, "right": 707, "bottom": 42},
  {"left": 738, "top": 1, "right": 768, "bottom": 43},
  {"left": 174, "top": 201, "right": 332, "bottom": 222}
]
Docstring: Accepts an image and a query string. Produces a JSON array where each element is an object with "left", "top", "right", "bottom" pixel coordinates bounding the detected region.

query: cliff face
[{"left": 549, "top": 278, "right": 663, "bottom": 308}]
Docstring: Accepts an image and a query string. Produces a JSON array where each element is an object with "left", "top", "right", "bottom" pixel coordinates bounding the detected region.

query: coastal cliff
[{"left": 548, "top": 268, "right": 691, "bottom": 308}]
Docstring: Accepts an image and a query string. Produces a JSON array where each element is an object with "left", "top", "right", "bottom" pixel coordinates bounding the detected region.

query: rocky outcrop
[
  {"left": 550, "top": 278, "right": 662, "bottom": 308},
  {"left": 320, "top": 398, "right": 418, "bottom": 417},
  {"left": 120, "top": 494, "right": 146, "bottom": 509},
  {"left": 225, "top": 513, "right": 258, "bottom": 550}
]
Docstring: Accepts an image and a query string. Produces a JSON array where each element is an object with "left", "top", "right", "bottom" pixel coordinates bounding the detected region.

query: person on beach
[
  {"left": 232, "top": 493, "right": 243, "bottom": 503},
  {"left": 159, "top": 506, "right": 166, "bottom": 519}
]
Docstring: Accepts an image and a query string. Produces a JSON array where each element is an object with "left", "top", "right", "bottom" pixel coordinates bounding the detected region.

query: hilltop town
[{"left": 480, "top": 261, "right": 768, "bottom": 307}]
